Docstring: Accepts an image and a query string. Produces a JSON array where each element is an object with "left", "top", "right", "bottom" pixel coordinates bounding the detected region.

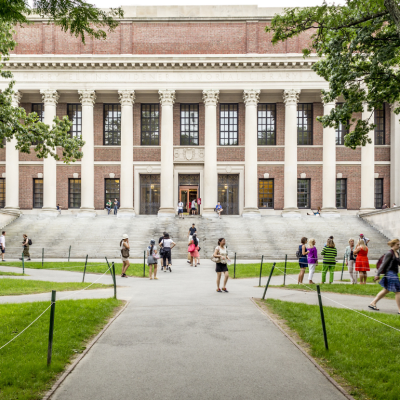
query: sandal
[
  {"left": 368, "top": 304, "right": 379, "bottom": 311},
  {"left": 216, "top": 289, "right": 222, "bottom": 292},
  {"left": 222, "top": 288, "right": 229, "bottom": 293}
]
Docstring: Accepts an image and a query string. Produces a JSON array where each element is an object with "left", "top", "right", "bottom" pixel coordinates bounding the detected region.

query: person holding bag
[
  {"left": 147, "top": 239, "right": 158, "bottom": 280},
  {"left": 212, "top": 238, "right": 230, "bottom": 292},
  {"left": 120, "top": 234, "right": 130, "bottom": 278},
  {"left": 188, "top": 234, "right": 200, "bottom": 267}
]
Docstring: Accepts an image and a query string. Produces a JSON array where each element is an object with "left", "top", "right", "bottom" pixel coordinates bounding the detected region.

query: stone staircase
[{"left": 1, "top": 214, "right": 389, "bottom": 260}]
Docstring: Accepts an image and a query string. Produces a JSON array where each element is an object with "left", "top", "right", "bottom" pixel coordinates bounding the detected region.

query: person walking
[
  {"left": 189, "top": 234, "right": 200, "bottom": 267},
  {"left": 359, "top": 233, "right": 370, "bottom": 247},
  {"left": 345, "top": 238, "right": 357, "bottom": 284},
  {"left": 0, "top": 231, "right": 5, "bottom": 262},
  {"left": 369, "top": 239, "right": 400, "bottom": 312},
  {"left": 21, "top": 234, "right": 31, "bottom": 261},
  {"left": 57, "top": 204, "right": 62, "bottom": 214},
  {"left": 114, "top": 198, "right": 119, "bottom": 215},
  {"left": 215, "top": 202, "right": 223, "bottom": 218},
  {"left": 147, "top": 239, "right": 158, "bottom": 280},
  {"left": 177, "top": 200, "right": 184, "bottom": 219},
  {"left": 120, "top": 234, "right": 130, "bottom": 278},
  {"left": 307, "top": 238, "right": 318, "bottom": 284},
  {"left": 106, "top": 199, "right": 112, "bottom": 215},
  {"left": 298, "top": 237, "right": 309, "bottom": 284},
  {"left": 191, "top": 199, "right": 197, "bottom": 215},
  {"left": 213, "top": 238, "right": 230, "bottom": 292},
  {"left": 321, "top": 238, "right": 337, "bottom": 284},
  {"left": 160, "top": 233, "right": 175, "bottom": 272},
  {"left": 354, "top": 238, "right": 369, "bottom": 284}
]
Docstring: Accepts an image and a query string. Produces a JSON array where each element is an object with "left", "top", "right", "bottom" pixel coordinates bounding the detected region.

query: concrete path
[{"left": 44, "top": 259, "right": 347, "bottom": 400}]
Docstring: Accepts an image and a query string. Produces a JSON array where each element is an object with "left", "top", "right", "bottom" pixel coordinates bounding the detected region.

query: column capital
[
  {"left": 79, "top": 90, "right": 96, "bottom": 106},
  {"left": 321, "top": 94, "right": 336, "bottom": 107},
  {"left": 118, "top": 90, "right": 135, "bottom": 106},
  {"left": 243, "top": 89, "right": 260, "bottom": 106},
  {"left": 159, "top": 89, "right": 176, "bottom": 106},
  {"left": 40, "top": 89, "right": 59, "bottom": 106},
  {"left": 11, "top": 91, "right": 22, "bottom": 107},
  {"left": 202, "top": 89, "right": 219, "bottom": 106},
  {"left": 283, "top": 89, "right": 300, "bottom": 106}
]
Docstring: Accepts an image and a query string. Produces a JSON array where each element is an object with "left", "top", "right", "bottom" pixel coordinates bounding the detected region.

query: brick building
[{"left": 2, "top": 5, "right": 399, "bottom": 217}]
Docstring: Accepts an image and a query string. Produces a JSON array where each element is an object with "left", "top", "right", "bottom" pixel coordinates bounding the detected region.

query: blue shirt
[{"left": 216, "top": 205, "right": 222, "bottom": 210}]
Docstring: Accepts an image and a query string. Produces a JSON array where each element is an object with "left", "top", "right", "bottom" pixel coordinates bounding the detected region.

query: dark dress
[
  {"left": 299, "top": 245, "right": 308, "bottom": 269},
  {"left": 379, "top": 253, "right": 400, "bottom": 292}
]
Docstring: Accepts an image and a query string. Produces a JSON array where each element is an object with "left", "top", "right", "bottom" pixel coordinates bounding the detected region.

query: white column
[
  {"left": 390, "top": 102, "right": 400, "bottom": 206},
  {"left": 282, "top": 89, "right": 301, "bottom": 216},
  {"left": 118, "top": 90, "right": 135, "bottom": 216},
  {"left": 78, "top": 90, "right": 96, "bottom": 216},
  {"left": 243, "top": 89, "right": 261, "bottom": 217},
  {"left": 158, "top": 89, "right": 175, "bottom": 216},
  {"left": 321, "top": 98, "right": 339, "bottom": 216},
  {"left": 4, "top": 91, "right": 22, "bottom": 213},
  {"left": 202, "top": 89, "right": 219, "bottom": 216},
  {"left": 40, "top": 89, "right": 59, "bottom": 215},
  {"left": 360, "top": 104, "right": 375, "bottom": 212}
]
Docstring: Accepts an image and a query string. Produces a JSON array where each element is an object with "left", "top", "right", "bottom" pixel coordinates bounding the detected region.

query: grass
[
  {"left": 0, "top": 298, "right": 122, "bottom": 400},
  {"left": 262, "top": 299, "right": 400, "bottom": 400},
  {"left": 0, "top": 278, "right": 113, "bottom": 296},
  {"left": 2, "top": 261, "right": 149, "bottom": 277},
  {"left": 0, "top": 271, "right": 25, "bottom": 276}
]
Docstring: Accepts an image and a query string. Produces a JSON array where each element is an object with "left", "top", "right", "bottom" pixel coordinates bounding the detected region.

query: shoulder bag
[
  {"left": 121, "top": 245, "right": 129, "bottom": 258},
  {"left": 210, "top": 246, "right": 220, "bottom": 263}
]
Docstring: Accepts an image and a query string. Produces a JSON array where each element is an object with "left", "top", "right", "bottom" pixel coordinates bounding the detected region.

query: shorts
[
  {"left": 178, "top": 209, "right": 183, "bottom": 214},
  {"left": 191, "top": 207, "right": 196, "bottom": 211},
  {"left": 0, "top": 247, "right": 4, "bottom": 254},
  {"left": 216, "top": 262, "right": 228, "bottom": 273}
]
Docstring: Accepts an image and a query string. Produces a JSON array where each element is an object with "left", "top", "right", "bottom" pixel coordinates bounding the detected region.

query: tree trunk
[{"left": 385, "top": 0, "right": 400, "bottom": 37}]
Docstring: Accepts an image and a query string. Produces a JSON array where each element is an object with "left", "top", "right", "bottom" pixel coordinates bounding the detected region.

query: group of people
[
  {"left": 177, "top": 198, "right": 201, "bottom": 217},
  {"left": 0, "top": 231, "right": 31, "bottom": 262},
  {"left": 106, "top": 199, "right": 120, "bottom": 215}
]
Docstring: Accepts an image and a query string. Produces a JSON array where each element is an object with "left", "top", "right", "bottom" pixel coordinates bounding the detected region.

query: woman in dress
[
  {"left": 344, "top": 238, "right": 357, "bottom": 284},
  {"left": 321, "top": 238, "right": 337, "bottom": 284},
  {"left": 298, "top": 237, "right": 309, "bottom": 284},
  {"left": 147, "top": 239, "right": 158, "bottom": 280},
  {"left": 307, "top": 238, "right": 318, "bottom": 284},
  {"left": 120, "top": 234, "right": 130, "bottom": 278},
  {"left": 160, "top": 233, "right": 175, "bottom": 272},
  {"left": 369, "top": 239, "right": 400, "bottom": 312},
  {"left": 189, "top": 234, "right": 200, "bottom": 267},
  {"left": 354, "top": 238, "right": 369, "bottom": 284},
  {"left": 213, "top": 238, "right": 231, "bottom": 292}
]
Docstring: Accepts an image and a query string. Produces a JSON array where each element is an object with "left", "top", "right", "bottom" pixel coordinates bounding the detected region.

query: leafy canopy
[
  {"left": 266, "top": 0, "right": 400, "bottom": 149},
  {"left": 0, "top": 0, "right": 123, "bottom": 162}
]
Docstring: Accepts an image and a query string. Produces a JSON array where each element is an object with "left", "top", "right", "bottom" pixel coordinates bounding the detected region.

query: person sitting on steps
[{"left": 215, "top": 202, "right": 223, "bottom": 218}]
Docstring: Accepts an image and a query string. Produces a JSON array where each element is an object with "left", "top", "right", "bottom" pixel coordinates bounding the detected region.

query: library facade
[{"left": 2, "top": 6, "right": 399, "bottom": 217}]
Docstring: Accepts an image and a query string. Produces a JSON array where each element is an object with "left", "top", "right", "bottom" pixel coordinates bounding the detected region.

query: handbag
[
  {"left": 188, "top": 243, "right": 195, "bottom": 252},
  {"left": 121, "top": 247, "right": 129, "bottom": 258}
]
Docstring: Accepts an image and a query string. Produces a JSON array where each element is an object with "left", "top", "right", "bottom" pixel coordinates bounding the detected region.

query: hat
[
  {"left": 122, "top": 234, "right": 129, "bottom": 239},
  {"left": 150, "top": 239, "right": 155, "bottom": 245},
  {"left": 360, "top": 233, "right": 364, "bottom": 237}
]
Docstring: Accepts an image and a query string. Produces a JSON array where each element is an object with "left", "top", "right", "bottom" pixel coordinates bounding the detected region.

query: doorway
[
  {"left": 218, "top": 174, "right": 239, "bottom": 215},
  {"left": 140, "top": 174, "right": 160, "bottom": 215},
  {"left": 179, "top": 186, "right": 198, "bottom": 214}
]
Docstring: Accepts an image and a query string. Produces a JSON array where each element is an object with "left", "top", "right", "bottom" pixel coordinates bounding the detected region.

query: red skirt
[{"left": 355, "top": 256, "right": 370, "bottom": 271}]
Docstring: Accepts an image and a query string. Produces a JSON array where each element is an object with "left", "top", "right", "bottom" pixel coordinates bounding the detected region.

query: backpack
[
  {"left": 296, "top": 249, "right": 301, "bottom": 258},
  {"left": 376, "top": 250, "right": 394, "bottom": 275},
  {"left": 28, "top": 238, "right": 32, "bottom": 246}
]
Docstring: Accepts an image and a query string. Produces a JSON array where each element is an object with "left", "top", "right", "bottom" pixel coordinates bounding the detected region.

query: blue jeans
[
  {"left": 106, "top": 207, "right": 111, "bottom": 215},
  {"left": 114, "top": 206, "right": 118, "bottom": 215}
]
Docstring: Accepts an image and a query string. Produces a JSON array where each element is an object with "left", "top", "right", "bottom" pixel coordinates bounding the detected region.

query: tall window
[
  {"left": 68, "top": 179, "right": 81, "bottom": 208},
  {"left": 105, "top": 179, "right": 120, "bottom": 205},
  {"left": 297, "top": 179, "right": 311, "bottom": 208},
  {"left": 33, "top": 178, "right": 43, "bottom": 208},
  {"left": 103, "top": 104, "right": 121, "bottom": 145},
  {"left": 0, "top": 178, "right": 5, "bottom": 208},
  {"left": 375, "top": 178, "right": 384, "bottom": 209},
  {"left": 374, "top": 105, "right": 385, "bottom": 145},
  {"left": 180, "top": 104, "right": 199, "bottom": 145},
  {"left": 258, "top": 179, "right": 274, "bottom": 208},
  {"left": 335, "top": 103, "right": 349, "bottom": 145},
  {"left": 297, "top": 104, "right": 313, "bottom": 145},
  {"left": 141, "top": 104, "right": 159, "bottom": 145},
  {"left": 67, "top": 104, "right": 82, "bottom": 138},
  {"left": 220, "top": 104, "right": 238, "bottom": 145},
  {"left": 258, "top": 104, "right": 276, "bottom": 145},
  {"left": 336, "top": 179, "right": 347, "bottom": 209},
  {"left": 32, "top": 103, "right": 44, "bottom": 122}
]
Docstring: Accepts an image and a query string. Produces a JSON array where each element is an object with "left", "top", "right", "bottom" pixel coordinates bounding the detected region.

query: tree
[
  {"left": 266, "top": 0, "right": 400, "bottom": 149},
  {"left": 0, "top": 1, "right": 123, "bottom": 162}
]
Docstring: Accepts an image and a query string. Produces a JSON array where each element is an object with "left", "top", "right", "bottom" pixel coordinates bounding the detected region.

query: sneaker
[
  {"left": 169, "top": 267, "right": 172, "bottom": 272},
  {"left": 216, "top": 289, "right": 222, "bottom": 292},
  {"left": 164, "top": 269, "right": 167, "bottom": 272},
  {"left": 187, "top": 261, "right": 191, "bottom": 264},
  {"left": 1, "top": 260, "right": 5, "bottom": 262},
  {"left": 222, "top": 288, "right": 229, "bottom": 293},
  {"left": 197, "top": 262, "right": 200, "bottom": 265}
]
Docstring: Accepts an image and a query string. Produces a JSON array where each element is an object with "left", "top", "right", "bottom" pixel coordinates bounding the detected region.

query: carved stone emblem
[
  {"left": 186, "top": 149, "right": 193, "bottom": 160},
  {"left": 174, "top": 147, "right": 205, "bottom": 163}
]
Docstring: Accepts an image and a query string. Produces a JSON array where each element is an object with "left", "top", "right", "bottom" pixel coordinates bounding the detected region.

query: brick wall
[
  {"left": 298, "top": 147, "right": 322, "bottom": 161},
  {"left": 337, "top": 147, "right": 361, "bottom": 161},
  {"left": 385, "top": 103, "right": 391, "bottom": 145},
  {"left": 336, "top": 165, "right": 361, "bottom": 210},
  {"left": 217, "top": 147, "right": 245, "bottom": 162},
  {"left": 276, "top": 103, "right": 285, "bottom": 145},
  {"left": 19, "top": 165, "right": 43, "bottom": 209},
  {"left": 257, "top": 165, "right": 284, "bottom": 210},
  {"left": 94, "top": 103, "right": 104, "bottom": 146},
  {"left": 94, "top": 165, "right": 121, "bottom": 209},
  {"left": 313, "top": 102, "right": 323, "bottom": 145},
  {"left": 298, "top": 166, "right": 322, "bottom": 210},
  {"left": 0, "top": 149, "right": 5, "bottom": 162},
  {"left": 375, "top": 165, "right": 390, "bottom": 207},
  {"left": 56, "top": 165, "right": 81, "bottom": 209},
  {"left": 258, "top": 147, "right": 284, "bottom": 161},
  {"left": 94, "top": 148, "right": 121, "bottom": 162},
  {"left": 133, "top": 148, "right": 161, "bottom": 162},
  {"left": 375, "top": 147, "right": 390, "bottom": 162}
]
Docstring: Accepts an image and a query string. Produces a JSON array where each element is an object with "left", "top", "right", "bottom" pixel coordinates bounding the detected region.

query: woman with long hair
[
  {"left": 189, "top": 234, "right": 200, "bottom": 267},
  {"left": 298, "top": 237, "right": 309, "bottom": 284},
  {"left": 369, "top": 239, "right": 400, "bottom": 312},
  {"left": 307, "top": 238, "right": 318, "bottom": 284},
  {"left": 213, "top": 238, "right": 230, "bottom": 292},
  {"left": 354, "top": 238, "right": 369, "bottom": 284},
  {"left": 147, "top": 239, "right": 158, "bottom": 280},
  {"left": 160, "top": 232, "right": 175, "bottom": 273},
  {"left": 321, "top": 238, "right": 337, "bottom": 284},
  {"left": 120, "top": 234, "right": 130, "bottom": 278},
  {"left": 344, "top": 238, "right": 357, "bottom": 284}
]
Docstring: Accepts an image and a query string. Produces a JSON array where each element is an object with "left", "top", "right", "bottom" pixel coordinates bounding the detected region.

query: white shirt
[
  {"left": 161, "top": 239, "right": 174, "bottom": 248},
  {"left": 178, "top": 202, "right": 183, "bottom": 209},
  {"left": 0, "top": 235, "right": 4, "bottom": 248},
  {"left": 191, "top": 200, "right": 196, "bottom": 208}
]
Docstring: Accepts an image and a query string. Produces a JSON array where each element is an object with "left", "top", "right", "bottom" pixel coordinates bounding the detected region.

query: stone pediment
[{"left": 174, "top": 147, "right": 205, "bottom": 163}]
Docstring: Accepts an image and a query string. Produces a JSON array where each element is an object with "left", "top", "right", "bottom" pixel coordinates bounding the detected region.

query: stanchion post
[
  {"left": 283, "top": 254, "right": 287, "bottom": 286},
  {"left": 82, "top": 254, "right": 88, "bottom": 283},
  {"left": 262, "top": 262, "right": 276, "bottom": 300},
  {"left": 22, "top": 252, "right": 25, "bottom": 274},
  {"left": 68, "top": 245, "right": 71, "bottom": 262},
  {"left": 259, "top": 255, "right": 264, "bottom": 287},
  {"left": 234, "top": 252, "right": 237, "bottom": 279},
  {"left": 42, "top": 248, "right": 44, "bottom": 268},
  {"left": 47, "top": 290, "right": 56, "bottom": 366},
  {"left": 112, "top": 262, "right": 117, "bottom": 299},
  {"left": 316, "top": 285, "right": 329, "bottom": 350},
  {"left": 340, "top": 255, "right": 345, "bottom": 281},
  {"left": 143, "top": 250, "right": 146, "bottom": 277}
]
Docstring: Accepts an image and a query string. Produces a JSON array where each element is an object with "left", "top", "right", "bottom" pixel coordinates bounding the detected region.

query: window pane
[
  {"left": 375, "top": 178, "right": 384, "bottom": 209},
  {"left": 374, "top": 105, "right": 385, "bottom": 145},
  {"left": 141, "top": 104, "right": 159, "bottom": 145},
  {"left": 220, "top": 104, "right": 238, "bottom": 146},
  {"left": 297, "top": 179, "right": 310, "bottom": 208},
  {"left": 33, "top": 179, "right": 43, "bottom": 208},
  {"left": 105, "top": 179, "right": 120, "bottom": 206},
  {"left": 297, "top": 104, "right": 313, "bottom": 145},
  {"left": 180, "top": 104, "right": 199, "bottom": 145},
  {"left": 258, "top": 104, "right": 276, "bottom": 145},
  {"left": 103, "top": 104, "right": 121, "bottom": 145},
  {"left": 258, "top": 179, "right": 274, "bottom": 208},
  {"left": 0, "top": 178, "right": 5, "bottom": 208},
  {"left": 336, "top": 179, "right": 347, "bottom": 209},
  {"left": 69, "top": 179, "right": 81, "bottom": 208},
  {"left": 67, "top": 104, "right": 82, "bottom": 138},
  {"left": 335, "top": 103, "right": 350, "bottom": 145}
]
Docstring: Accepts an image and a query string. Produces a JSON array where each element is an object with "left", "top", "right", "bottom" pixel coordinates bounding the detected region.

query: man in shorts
[
  {"left": 215, "top": 202, "right": 223, "bottom": 219},
  {"left": 0, "top": 231, "right": 5, "bottom": 261},
  {"left": 178, "top": 201, "right": 184, "bottom": 219}
]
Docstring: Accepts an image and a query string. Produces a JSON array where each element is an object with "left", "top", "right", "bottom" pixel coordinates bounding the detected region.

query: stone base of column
[
  {"left": 117, "top": 208, "right": 136, "bottom": 218},
  {"left": 158, "top": 208, "right": 175, "bottom": 218},
  {"left": 77, "top": 207, "right": 97, "bottom": 218},
  {"left": 281, "top": 208, "right": 301, "bottom": 218},
  {"left": 40, "top": 207, "right": 59, "bottom": 217},
  {"left": 320, "top": 207, "right": 340, "bottom": 218},
  {"left": 3, "top": 207, "right": 21, "bottom": 216},
  {"left": 201, "top": 207, "right": 219, "bottom": 218},
  {"left": 242, "top": 207, "right": 261, "bottom": 218},
  {"left": 358, "top": 208, "right": 376, "bottom": 215}
]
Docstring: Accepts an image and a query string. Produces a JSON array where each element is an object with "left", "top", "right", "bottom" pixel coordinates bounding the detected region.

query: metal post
[
  {"left": 340, "top": 255, "right": 345, "bottom": 281},
  {"left": 82, "top": 254, "right": 88, "bottom": 283},
  {"left": 259, "top": 255, "right": 264, "bottom": 287},
  {"left": 283, "top": 254, "right": 287, "bottom": 286},
  {"left": 317, "top": 285, "right": 329, "bottom": 350},
  {"left": 47, "top": 290, "right": 56, "bottom": 366},
  {"left": 112, "top": 262, "right": 117, "bottom": 299},
  {"left": 143, "top": 250, "right": 146, "bottom": 277},
  {"left": 42, "top": 248, "right": 44, "bottom": 268},
  {"left": 262, "top": 262, "right": 276, "bottom": 300},
  {"left": 68, "top": 245, "right": 71, "bottom": 262},
  {"left": 22, "top": 252, "right": 25, "bottom": 274},
  {"left": 234, "top": 252, "right": 237, "bottom": 279}
]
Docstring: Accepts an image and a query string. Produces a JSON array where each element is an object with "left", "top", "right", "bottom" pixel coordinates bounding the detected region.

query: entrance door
[
  {"left": 179, "top": 186, "right": 198, "bottom": 214},
  {"left": 218, "top": 174, "right": 239, "bottom": 215},
  {"left": 140, "top": 174, "right": 160, "bottom": 215}
]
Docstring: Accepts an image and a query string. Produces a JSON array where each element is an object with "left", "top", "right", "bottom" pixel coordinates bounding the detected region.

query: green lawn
[
  {"left": 263, "top": 299, "right": 400, "bottom": 400},
  {"left": 0, "top": 271, "right": 25, "bottom": 276},
  {"left": 0, "top": 298, "right": 122, "bottom": 400},
  {"left": 0, "top": 278, "right": 113, "bottom": 296},
  {"left": 2, "top": 261, "right": 149, "bottom": 277}
]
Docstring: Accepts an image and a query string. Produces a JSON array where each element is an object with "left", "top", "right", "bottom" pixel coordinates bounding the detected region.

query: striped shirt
[{"left": 321, "top": 246, "right": 337, "bottom": 264}]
